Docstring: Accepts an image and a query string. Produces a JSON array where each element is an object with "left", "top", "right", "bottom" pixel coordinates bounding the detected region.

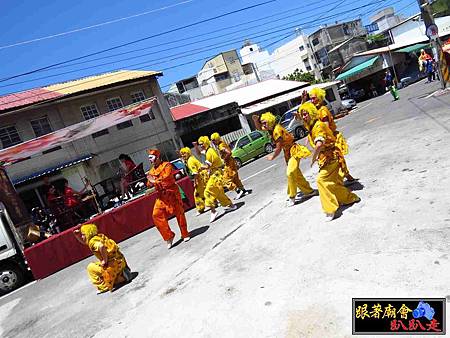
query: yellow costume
[
  {"left": 260, "top": 112, "right": 314, "bottom": 199},
  {"left": 81, "top": 224, "right": 127, "bottom": 293},
  {"left": 309, "top": 87, "right": 351, "bottom": 178},
  {"left": 211, "top": 132, "right": 244, "bottom": 192},
  {"left": 198, "top": 136, "right": 232, "bottom": 208},
  {"left": 301, "top": 102, "right": 359, "bottom": 214},
  {"left": 180, "top": 147, "right": 206, "bottom": 213}
]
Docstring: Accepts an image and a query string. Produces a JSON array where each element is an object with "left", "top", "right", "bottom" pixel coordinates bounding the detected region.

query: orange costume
[{"left": 147, "top": 149, "right": 190, "bottom": 242}]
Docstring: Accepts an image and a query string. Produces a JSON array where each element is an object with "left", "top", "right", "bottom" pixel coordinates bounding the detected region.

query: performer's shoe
[
  {"left": 97, "top": 289, "right": 109, "bottom": 295},
  {"left": 325, "top": 213, "right": 335, "bottom": 222},
  {"left": 287, "top": 198, "right": 296, "bottom": 207},
  {"left": 303, "top": 189, "right": 319, "bottom": 198},
  {"left": 196, "top": 210, "right": 204, "bottom": 216},
  {"left": 183, "top": 237, "right": 191, "bottom": 242},
  {"left": 166, "top": 238, "right": 174, "bottom": 249},
  {"left": 123, "top": 266, "right": 132, "bottom": 282},
  {"left": 210, "top": 210, "right": 219, "bottom": 223},
  {"left": 235, "top": 190, "right": 245, "bottom": 200},
  {"left": 224, "top": 204, "right": 237, "bottom": 213}
]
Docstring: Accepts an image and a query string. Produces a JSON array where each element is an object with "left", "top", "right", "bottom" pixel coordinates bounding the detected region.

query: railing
[{"left": 221, "top": 129, "right": 247, "bottom": 144}]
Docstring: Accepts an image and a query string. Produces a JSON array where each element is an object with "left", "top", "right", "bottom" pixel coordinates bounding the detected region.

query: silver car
[{"left": 280, "top": 101, "right": 334, "bottom": 139}]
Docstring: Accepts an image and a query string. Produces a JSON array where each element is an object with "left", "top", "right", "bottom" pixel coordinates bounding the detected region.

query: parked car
[
  {"left": 231, "top": 130, "right": 273, "bottom": 168},
  {"left": 280, "top": 100, "right": 334, "bottom": 140},
  {"left": 341, "top": 98, "right": 356, "bottom": 110}
]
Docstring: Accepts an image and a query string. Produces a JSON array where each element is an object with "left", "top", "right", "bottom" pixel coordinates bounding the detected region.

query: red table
[{"left": 24, "top": 177, "right": 194, "bottom": 280}]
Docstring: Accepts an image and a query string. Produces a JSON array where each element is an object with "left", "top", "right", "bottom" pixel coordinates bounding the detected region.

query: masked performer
[
  {"left": 210, "top": 132, "right": 249, "bottom": 200},
  {"left": 252, "top": 112, "right": 316, "bottom": 206},
  {"left": 299, "top": 102, "right": 360, "bottom": 221},
  {"left": 147, "top": 149, "right": 190, "bottom": 248},
  {"left": 74, "top": 223, "right": 131, "bottom": 294},
  {"left": 197, "top": 136, "right": 237, "bottom": 223}
]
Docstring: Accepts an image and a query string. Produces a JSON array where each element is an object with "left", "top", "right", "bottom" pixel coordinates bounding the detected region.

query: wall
[
  {"left": 2, "top": 78, "right": 180, "bottom": 188},
  {"left": 391, "top": 15, "right": 450, "bottom": 46}
]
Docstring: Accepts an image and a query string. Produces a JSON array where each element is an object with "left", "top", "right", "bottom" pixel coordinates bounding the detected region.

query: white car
[{"left": 341, "top": 98, "right": 356, "bottom": 110}]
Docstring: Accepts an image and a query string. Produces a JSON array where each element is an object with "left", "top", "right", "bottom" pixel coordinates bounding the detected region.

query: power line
[
  {"left": 0, "top": 0, "right": 276, "bottom": 83},
  {"left": 0, "top": 0, "right": 383, "bottom": 89},
  {"left": 0, "top": 0, "right": 196, "bottom": 50},
  {"left": 31, "top": 0, "right": 357, "bottom": 73}
]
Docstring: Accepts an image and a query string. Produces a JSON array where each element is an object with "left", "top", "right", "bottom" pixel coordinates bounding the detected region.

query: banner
[{"left": 0, "top": 98, "right": 156, "bottom": 165}]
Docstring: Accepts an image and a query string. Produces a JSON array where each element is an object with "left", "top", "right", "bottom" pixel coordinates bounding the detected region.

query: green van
[{"left": 231, "top": 130, "right": 274, "bottom": 168}]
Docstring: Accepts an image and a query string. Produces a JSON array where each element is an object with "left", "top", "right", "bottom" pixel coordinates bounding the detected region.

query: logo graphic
[{"left": 353, "top": 298, "right": 446, "bottom": 335}]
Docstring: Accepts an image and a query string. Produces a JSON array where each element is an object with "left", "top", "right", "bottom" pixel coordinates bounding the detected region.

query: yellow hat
[
  {"left": 80, "top": 223, "right": 98, "bottom": 243},
  {"left": 198, "top": 136, "right": 211, "bottom": 148},
  {"left": 179, "top": 147, "right": 191, "bottom": 156},
  {"left": 210, "top": 132, "right": 221, "bottom": 141},
  {"left": 309, "top": 87, "right": 326, "bottom": 103},
  {"left": 260, "top": 112, "right": 276, "bottom": 130}
]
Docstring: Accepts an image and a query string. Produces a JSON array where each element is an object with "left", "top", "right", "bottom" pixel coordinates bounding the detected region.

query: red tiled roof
[
  {"left": 170, "top": 103, "right": 210, "bottom": 121},
  {"left": 0, "top": 88, "right": 62, "bottom": 111}
]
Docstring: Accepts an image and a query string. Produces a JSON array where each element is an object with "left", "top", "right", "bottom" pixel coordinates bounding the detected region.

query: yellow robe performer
[
  {"left": 198, "top": 136, "right": 237, "bottom": 222},
  {"left": 211, "top": 132, "right": 248, "bottom": 199},
  {"left": 253, "top": 112, "right": 316, "bottom": 206},
  {"left": 299, "top": 102, "right": 360, "bottom": 220},
  {"left": 308, "top": 87, "right": 355, "bottom": 181},
  {"left": 74, "top": 224, "right": 130, "bottom": 294},
  {"left": 180, "top": 147, "right": 207, "bottom": 215}
]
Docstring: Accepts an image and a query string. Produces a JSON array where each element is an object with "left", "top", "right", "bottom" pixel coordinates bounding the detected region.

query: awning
[
  {"left": 13, "top": 154, "right": 92, "bottom": 185},
  {"left": 336, "top": 57, "right": 379, "bottom": 81},
  {"left": 0, "top": 98, "right": 155, "bottom": 165},
  {"left": 397, "top": 43, "right": 430, "bottom": 53}
]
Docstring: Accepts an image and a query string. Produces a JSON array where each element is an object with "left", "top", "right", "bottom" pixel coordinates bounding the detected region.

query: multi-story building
[
  {"left": 308, "top": 20, "right": 367, "bottom": 79},
  {"left": 171, "top": 75, "right": 204, "bottom": 101},
  {"left": 0, "top": 70, "right": 182, "bottom": 209},
  {"left": 271, "top": 32, "right": 321, "bottom": 80},
  {"left": 239, "top": 41, "right": 276, "bottom": 81},
  {"left": 367, "top": 7, "right": 402, "bottom": 34}
]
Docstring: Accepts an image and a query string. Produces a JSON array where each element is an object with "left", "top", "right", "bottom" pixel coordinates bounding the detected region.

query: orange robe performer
[{"left": 147, "top": 149, "right": 190, "bottom": 249}]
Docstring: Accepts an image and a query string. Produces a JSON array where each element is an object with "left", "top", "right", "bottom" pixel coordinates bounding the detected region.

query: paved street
[{"left": 1, "top": 80, "right": 450, "bottom": 338}]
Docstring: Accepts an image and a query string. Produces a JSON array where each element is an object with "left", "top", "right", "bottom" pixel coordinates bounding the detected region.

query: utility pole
[{"left": 417, "top": 0, "right": 447, "bottom": 89}]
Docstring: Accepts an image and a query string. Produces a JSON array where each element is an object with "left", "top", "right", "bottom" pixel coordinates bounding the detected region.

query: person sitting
[
  {"left": 73, "top": 223, "right": 131, "bottom": 294},
  {"left": 62, "top": 178, "right": 90, "bottom": 221},
  {"left": 118, "top": 154, "right": 137, "bottom": 200}
]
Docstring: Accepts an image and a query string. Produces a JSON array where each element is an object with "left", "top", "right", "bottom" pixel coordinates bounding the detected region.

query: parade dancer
[
  {"left": 252, "top": 112, "right": 317, "bottom": 206},
  {"left": 73, "top": 223, "right": 131, "bottom": 294},
  {"left": 147, "top": 149, "right": 190, "bottom": 249},
  {"left": 211, "top": 132, "right": 249, "bottom": 200},
  {"left": 307, "top": 87, "right": 356, "bottom": 183},
  {"left": 197, "top": 136, "right": 237, "bottom": 223},
  {"left": 299, "top": 102, "right": 360, "bottom": 221},
  {"left": 179, "top": 147, "right": 207, "bottom": 216}
]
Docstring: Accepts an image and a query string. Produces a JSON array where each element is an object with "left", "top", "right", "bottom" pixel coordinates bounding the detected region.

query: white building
[
  {"left": 239, "top": 41, "right": 276, "bottom": 81},
  {"left": 368, "top": 7, "right": 401, "bottom": 34},
  {"left": 270, "top": 32, "right": 321, "bottom": 80}
]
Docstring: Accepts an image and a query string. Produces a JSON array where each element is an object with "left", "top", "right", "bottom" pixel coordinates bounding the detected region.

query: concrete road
[{"left": 1, "top": 80, "right": 450, "bottom": 338}]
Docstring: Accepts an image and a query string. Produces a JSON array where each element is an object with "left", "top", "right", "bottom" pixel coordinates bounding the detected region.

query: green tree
[{"left": 282, "top": 69, "right": 320, "bottom": 83}]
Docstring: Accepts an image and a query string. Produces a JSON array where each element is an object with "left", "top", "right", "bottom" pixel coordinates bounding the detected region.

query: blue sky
[{"left": 0, "top": 0, "right": 419, "bottom": 96}]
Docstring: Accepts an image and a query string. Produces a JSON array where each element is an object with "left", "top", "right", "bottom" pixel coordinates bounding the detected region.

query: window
[
  {"left": 92, "top": 129, "right": 109, "bottom": 138},
  {"left": 307, "top": 43, "right": 311, "bottom": 48},
  {"left": 116, "top": 121, "right": 133, "bottom": 130},
  {"left": 249, "top": 131, "right": 263, "bottom": 141},
  {"left": 30, "top": 116, "right": 52, "bottom": 137},
  {"left": 106, "top": 97, "right": 123, "bottom": 112},
  {"left": 80, "top": 104, "right": 100, "bottom": 120},
  {"left": 130, "top": 91, "right": 146, "bottom": 103},
  {"left": 306, "top": 66, "right": 312, "bottom": 71},
  {"left": 312, "top": 38, "right": 320, "bottom": 46},
  {"left": 42, "top": 146, "right": 62, "bottom": 154},
  {"left": 237, "top": 136, "right": 251, "bottom": 148},
  {"left": 325, "top": 88, "right": 336, "bottom": 102},
  {"left": 215, "top": 72, "right": 230, "bottom": 81},
  {"left": 0, "top": 125, "right": 22, "bottom": 148},
  {"left": 139, "top": 111, "right": 155, "bottom": 123},
  {"left": 249, "top": 47, "right": 254, "bottom": 52},
  {"left": 299, "top": 45, "right": 305, "bottom": 51}
]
